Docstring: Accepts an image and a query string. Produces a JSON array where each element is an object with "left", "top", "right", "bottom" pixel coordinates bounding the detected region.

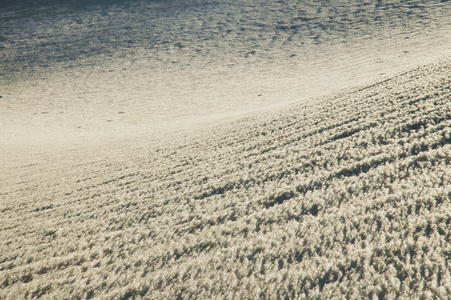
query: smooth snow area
[
  {"left": 1, "top": 0, "right": 451, "bottom": 165},
  {"left": 0, "top": 0, "right": 451, "bottom": 298}
]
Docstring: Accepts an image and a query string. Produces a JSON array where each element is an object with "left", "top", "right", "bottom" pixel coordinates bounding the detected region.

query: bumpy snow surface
[
  {"left": 1, "top": 0, "right": 451, "bottom": 299},
  {"left": 1, "top": 58, "right": 451, "bottom": 299}
]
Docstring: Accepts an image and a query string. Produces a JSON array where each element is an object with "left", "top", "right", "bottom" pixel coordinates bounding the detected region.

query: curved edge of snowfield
[{"left": 1, "top": 56, "right": 451, "bottom": 299}]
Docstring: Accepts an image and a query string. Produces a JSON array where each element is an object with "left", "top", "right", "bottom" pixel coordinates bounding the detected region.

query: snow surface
[{"left": 1, "top": 0, "right": 451, "bottom": 298}]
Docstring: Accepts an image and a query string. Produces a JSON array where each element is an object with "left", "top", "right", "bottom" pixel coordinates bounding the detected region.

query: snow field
[{"left": 1, "top": 58, "right": 450, "bottom": 299}]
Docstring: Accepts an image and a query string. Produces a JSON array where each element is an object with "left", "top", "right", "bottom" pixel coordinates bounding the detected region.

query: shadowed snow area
[
  {"left": 1, "top": 0, "right": 451, "bottom": 298},
  {"left": 1, "top": 0, "right": 451, "bottom": 161}
]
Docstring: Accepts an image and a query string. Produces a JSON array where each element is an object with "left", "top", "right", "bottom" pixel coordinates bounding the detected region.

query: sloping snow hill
[{"left": 1, "top": 58, "right": 451, "bottom": 299}]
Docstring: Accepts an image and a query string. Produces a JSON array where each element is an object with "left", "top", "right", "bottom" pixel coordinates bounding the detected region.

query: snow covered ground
[
  {"left": 1, "top": 0, "right": 451, "bottom": 298},
  {"left": 1, "top": 0, "right": 450, "bottom": 161}
]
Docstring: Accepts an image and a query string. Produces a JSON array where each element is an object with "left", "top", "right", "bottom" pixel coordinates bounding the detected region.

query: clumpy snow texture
[
  {"left": 1, "top": 58, "right": 450, "bottom": 299},
  {"left": 1, "top": 0, "right": 451, "bottom": 299}
]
